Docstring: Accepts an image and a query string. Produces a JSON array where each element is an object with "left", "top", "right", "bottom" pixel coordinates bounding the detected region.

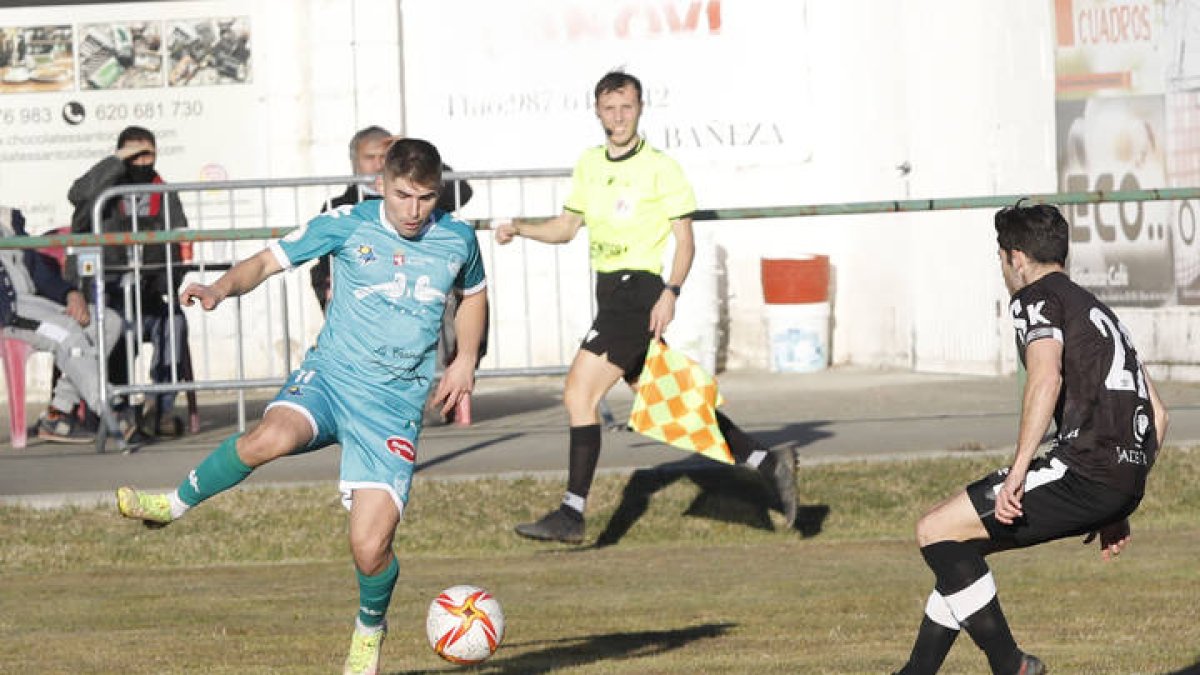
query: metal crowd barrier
[
  {"left": 3, "top": 170, "right": 576, "bottom": 452},
  {"left": 2, "top": 183, "right": 1194, "bottom": 452}
]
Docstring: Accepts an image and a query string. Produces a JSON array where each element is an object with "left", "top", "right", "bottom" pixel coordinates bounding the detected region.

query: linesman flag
[{"left": 627, "top": 340, "right": 733, "bottom": 464}]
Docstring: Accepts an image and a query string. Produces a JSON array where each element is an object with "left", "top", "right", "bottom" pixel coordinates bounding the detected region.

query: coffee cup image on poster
[
  {"left": 1057, "top": 96, "right": 1174, "bottom": 307},
  {"left": 0, "top": 25, "right": 73, "bottom": 93}
]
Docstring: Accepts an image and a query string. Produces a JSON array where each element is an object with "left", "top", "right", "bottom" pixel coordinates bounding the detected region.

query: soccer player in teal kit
[{"left": 116, "top": 138, "right": 487, "bottom": 675}]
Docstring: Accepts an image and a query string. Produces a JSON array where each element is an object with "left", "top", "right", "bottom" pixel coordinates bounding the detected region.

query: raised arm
[
  {"left": 179, "top": 248, "right": 283, "bottom": 311},
  {"left": 494, "top": 209, "right": 585, "bottom": 245}
]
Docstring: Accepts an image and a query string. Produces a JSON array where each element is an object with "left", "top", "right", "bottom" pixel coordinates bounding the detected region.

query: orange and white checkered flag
[{"left": 627, "top": 340, "right": 733, "bottom": 464}]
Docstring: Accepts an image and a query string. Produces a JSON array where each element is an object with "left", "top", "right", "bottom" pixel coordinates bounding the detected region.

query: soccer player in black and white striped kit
[{"left": 894, "top": 203, "right": 1169, "bottom": 675}]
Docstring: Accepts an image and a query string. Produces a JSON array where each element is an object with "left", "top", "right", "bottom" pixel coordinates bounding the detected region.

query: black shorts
[
  {"left": 967, "top": 454, "right": 1140, "bottom": 550},
  {"left": 581, "top": 270, "right": 663, "bottom": 383}
]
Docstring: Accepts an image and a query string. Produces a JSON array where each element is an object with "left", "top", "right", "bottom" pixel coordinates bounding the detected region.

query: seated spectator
[
  {"left": 0, "top": 206, "right": 123, "bottom": 443},
  {"left": 67, "top": 125, "right": 191, "bottom": 441}
]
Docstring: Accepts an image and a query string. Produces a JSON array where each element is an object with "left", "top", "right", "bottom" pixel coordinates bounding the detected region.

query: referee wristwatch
[{"left": 666, "top": 284, "right": 682, "bottom": 297}]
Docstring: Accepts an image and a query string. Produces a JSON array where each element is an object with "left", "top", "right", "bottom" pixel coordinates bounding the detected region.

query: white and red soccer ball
[{"left": 426, "top": 584, "right": 505, "bottom": 665}]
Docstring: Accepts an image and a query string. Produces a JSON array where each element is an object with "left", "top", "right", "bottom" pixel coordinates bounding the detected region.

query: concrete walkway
[{"left": 3, "top": 367, "right": 1197, "bottom": 508}]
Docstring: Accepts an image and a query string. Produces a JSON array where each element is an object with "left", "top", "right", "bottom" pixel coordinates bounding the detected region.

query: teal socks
[
  {"left": 175, "top": 434, "right": 252, "bottom": 507},
  {"left": 356, "top": 556, "right": 399, "bottom": 628}
]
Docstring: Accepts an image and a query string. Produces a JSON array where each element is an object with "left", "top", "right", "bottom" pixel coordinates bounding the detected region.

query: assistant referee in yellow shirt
[{"left": 495, "top": 70, "right": 797, "bottom": 544}]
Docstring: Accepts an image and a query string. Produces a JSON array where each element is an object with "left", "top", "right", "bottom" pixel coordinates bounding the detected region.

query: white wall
[
  {"left": 7, "top": 0, "right": 1197, "bottom": 413},
  {"left": 705, "top": 0, "right": 1057, "bottom": 373}
]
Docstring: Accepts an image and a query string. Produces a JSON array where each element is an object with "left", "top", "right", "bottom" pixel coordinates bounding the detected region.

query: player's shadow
[
  {"left": 592, "top": 421, "right": 833, "bottom": 546},
  {"left": 1163, "top": 662, "right": 1200, "bottom": 675},
  {"left": 389, "top": 621, "right": 734, "bottom": 674}
]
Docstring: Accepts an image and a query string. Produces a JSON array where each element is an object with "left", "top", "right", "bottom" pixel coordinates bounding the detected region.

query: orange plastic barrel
[{"left": 760, "top": 255, "right": 829, "bottom": 305}]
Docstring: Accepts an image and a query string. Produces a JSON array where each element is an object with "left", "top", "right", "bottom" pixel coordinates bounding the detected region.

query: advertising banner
[
  {"left": 1054, "top": 0, "right": 1200, "bottom": 305},
  {"left": 400, "top": 0, "right": 815, "bottom": 206},
  {"left": 0, "top": 2, "right": 262, "bottom": 233}
]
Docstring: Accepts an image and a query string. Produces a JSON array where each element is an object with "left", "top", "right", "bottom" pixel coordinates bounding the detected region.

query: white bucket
[{"left": 765, "top": 302, "right": 830, "bottom": 373}]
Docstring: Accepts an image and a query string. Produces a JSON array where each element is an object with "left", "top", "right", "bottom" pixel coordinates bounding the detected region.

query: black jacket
[{"left": 67, "top": 155, "right": 188, "bottom": 271}]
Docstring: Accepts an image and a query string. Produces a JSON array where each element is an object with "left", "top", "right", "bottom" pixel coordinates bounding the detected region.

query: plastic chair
[{"left": 1, "top": 335, "right": 34, "bottom": 449}]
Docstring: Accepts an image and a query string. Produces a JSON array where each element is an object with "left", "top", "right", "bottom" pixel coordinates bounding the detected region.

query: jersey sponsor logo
[
  {"left": 412, "top": 275, "right": 446, "bottom": 303},
  {"left": 356, "top": 244, "right": 378, "bottom": 266},
  {"left": 354, "top": 272, "right": 445, "bottom": 305},
  {"left": 1010, "top": 299, "right": 1028, "bottom": 344},
  {"left": 286, "top": 385, "right": 303, "bottom": 396},
  {"left": 386, "top": 436, "right": 416, "bottom": 463},
  {"left": 1115, "top": 445, "right": 1150, "bottom": 466},
  {"left": 393, "top": 251, "right": 405, "bottom": 266},
  {"left": 1026, "top": 300, "right": 1050, "bottom": 325},
  {"left": 590, "top": 240, "right": 627, "bottom": 260}
]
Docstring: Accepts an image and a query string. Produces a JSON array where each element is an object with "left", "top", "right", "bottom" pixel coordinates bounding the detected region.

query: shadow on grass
[
  {"left": 415, "top": 433, "right": 523, "bottom": 473},
  {"left": 1164, "top": 662, "right": 1200, "bottom": 675},
  {"left": 390, "top": 621, "right": 735, "bottom": 674},
  {"left": 592, "top": 421, "right": 833, "bottom": 546}
]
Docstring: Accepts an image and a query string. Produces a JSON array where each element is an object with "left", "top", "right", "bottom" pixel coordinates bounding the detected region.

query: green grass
[{"left": 2, "top": 448, "right": 1199, "bottom": 673}]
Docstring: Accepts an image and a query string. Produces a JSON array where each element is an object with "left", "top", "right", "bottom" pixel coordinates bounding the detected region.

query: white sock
[
  {"left": 561, "top": 492, "right": 586, "bottom": 515},
  {"left": 355, "top": 617, "right": 385, "bottom": 634},
  {"left": 167, "top": 491, "right": 191, "bottom": 519}
]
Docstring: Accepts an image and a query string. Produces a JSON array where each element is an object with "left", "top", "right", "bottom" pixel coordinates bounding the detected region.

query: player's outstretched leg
[
  {"left": 115, "top": 486, "right": 180, "bottom": 528},
  {"left": 116, "top": 434, "right": 250, "bottom": 528}
]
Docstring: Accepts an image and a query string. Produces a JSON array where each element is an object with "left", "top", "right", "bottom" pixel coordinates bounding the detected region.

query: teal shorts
[{"left": 267, "top": 364, "right": 422, "bottom": 516}]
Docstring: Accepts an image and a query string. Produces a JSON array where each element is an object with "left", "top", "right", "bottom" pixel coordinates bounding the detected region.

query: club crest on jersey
[
  {"left": 1133, "top": 404, "right": 1150, "bottom": 445},
  {"left": 356, "top": 245, "right": 377, "bottom": 266},
  {"left": 386, "top": 436, "right": 416, "bottom": 463}
]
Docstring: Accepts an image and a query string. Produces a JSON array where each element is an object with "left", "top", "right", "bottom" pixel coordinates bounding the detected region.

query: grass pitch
[{"left": 2, "top": 448, "right": 1199, "bottom": 674}]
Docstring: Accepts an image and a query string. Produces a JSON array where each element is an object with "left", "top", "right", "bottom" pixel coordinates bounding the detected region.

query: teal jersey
[{"left": 270, "top": 199, "right": 486, "bottom": 420}]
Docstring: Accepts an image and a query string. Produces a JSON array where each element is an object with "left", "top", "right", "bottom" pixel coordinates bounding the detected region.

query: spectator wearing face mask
[{"left": 67, "top": 125, "right": 191, "bottom": 444}]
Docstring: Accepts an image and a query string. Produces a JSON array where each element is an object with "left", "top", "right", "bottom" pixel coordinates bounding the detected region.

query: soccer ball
[{"left": 426, "top": 584, "right": 505, "bottom": 664}]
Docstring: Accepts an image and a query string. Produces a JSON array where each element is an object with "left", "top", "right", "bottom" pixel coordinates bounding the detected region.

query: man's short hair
[
  {"left": 116, "top": 125, "right": 156, "bottom": 149},
  {"left": 594, "top": 70, "right": 643, "bottom": 102},
  {"left": 348, "top": 125, "right": 392, "bottom": 161},
  {"left": 383, "top": 138, "right": 442, "bottom": 189},
  {"left": 995, "top": 201, "right": 1069, "bottom": 266}
]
